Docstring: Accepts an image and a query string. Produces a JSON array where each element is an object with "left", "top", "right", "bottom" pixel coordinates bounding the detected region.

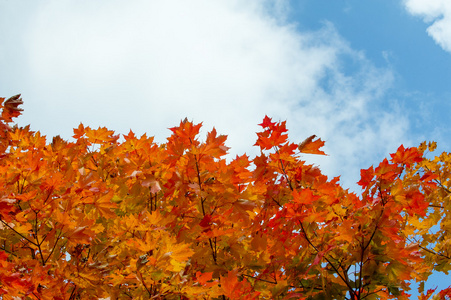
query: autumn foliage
[{"left": 1, "top": 95, "right": 451, "bottom": 300}]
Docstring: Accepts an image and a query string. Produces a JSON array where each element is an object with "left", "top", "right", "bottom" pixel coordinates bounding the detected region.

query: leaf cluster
[{"left": 0, "top": 97, "right": 450, "bottom": 299}]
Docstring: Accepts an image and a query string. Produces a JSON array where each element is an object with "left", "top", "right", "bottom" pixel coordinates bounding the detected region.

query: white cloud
[
  {"left": 403, "top": 0, "right": 451, "bottom": 53},
  {"left": 0, "top": 0, "right": 406, "bottom": 190}
]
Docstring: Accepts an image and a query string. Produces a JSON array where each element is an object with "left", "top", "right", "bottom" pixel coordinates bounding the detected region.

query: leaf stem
[{"left": 0, "top": 218, "right": 37, "bottom": 247}]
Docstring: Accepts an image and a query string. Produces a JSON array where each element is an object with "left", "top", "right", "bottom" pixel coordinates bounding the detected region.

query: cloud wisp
[
  {"left": 0, "top": 0, "right": 407, "bottom": 189},
  {"left": 403, "top": 0, "right": 451, "bottom": 53}
]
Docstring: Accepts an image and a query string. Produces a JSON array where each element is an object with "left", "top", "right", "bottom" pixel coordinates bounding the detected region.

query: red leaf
[
  {"left": 390, "top": 145, "right": 423, "bottom": 168},
  {"left": 258, "top": 115, "right": 276, "bottom": 129},
  {"left": 420, "top": 171, "right": 438, "bottom": 183},
  {"left": 358, "top": 166, "right": 375, "bottom": 188},
  {"left": 199, "top": 214, "right": 212, "bottom": 228},
  {"left": 254, "top": 120, "right": 289, "bottom": 150}
]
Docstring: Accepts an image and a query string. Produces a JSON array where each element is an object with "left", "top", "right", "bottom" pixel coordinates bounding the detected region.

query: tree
[{"left": 0, "top": 95, "right": 450, "bottom": 299}]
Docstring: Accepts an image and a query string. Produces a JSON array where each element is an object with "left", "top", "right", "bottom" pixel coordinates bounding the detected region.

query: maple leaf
[
  {"left": 169, "top": 119, "right": 202, "bottom": 141},
  {"left": 292, "top": 188, "right": 318, "bottom": 206},
  {"left": 254, "top": 120, "right": 289, "bottom": 150},
  {"left": 94, "top": 190, "right": 117, "bottom": 219},
  {"left": 202, "top": 127, "right": 230, "bottom": 158},
  {"left": 1, "top": 94, "right": 23, "bottom": 122},
  {"left": 298, "top": 135, "right": 327, "bottom": 155},
  {"left": 374, "top": 158, "right": 400, "bottom": 181},
  {"left": 220, "top": 270, "right": 260, "bottom": 299},
  {"left": 0, "top": 94, "right": 23, "bottom": 132},
  {"left": 390, "top": 144, "right": 423, "bottom": 168},
  {"left": 195, "top": 271, "right": 215, "bottom": 286},
  {"left": 67, "top": 226, "right": 95, "bottom": 245},
  {"left": 220, "top": 270, "right": 240, "bottom": 296},
  {"left": 73, "top": 123, "right": 85, "bottom": 139},
  {"left": 0, "top": 196, "right": 17, "bottom": 222},
  {"left": 406, "top": 190, "right": 428, "bottom": 217},
  {"left": 419, "top": 171, "right": 438, "bottom": 183},
  {"left": 258, "top": 115, "right": 276, "bottom": 129},
  {"left": 358, "top": 166, "right": 375, "bottom": 188},
  {"left": 123, "top": 129, "right": 136, "bottom": 141},
  {"left": 85, "top": 126, "right": 119, "bottom": 144}
]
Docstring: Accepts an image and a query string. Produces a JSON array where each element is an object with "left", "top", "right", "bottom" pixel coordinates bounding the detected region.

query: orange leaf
[
  {"left": 298, "top": 135, "right": 327, "bottom": 155},
  {"left": 1, "top": 94, "right": 23, "bottom": 123},
  {"left": 196, "top": 271, "right": 213, "bottom": 285},
  {"left": 292, "top": 188, "right": 318, "bottom": 206},
  {"left": 220, "top": 271, "right": 240, "bottom": 297}
]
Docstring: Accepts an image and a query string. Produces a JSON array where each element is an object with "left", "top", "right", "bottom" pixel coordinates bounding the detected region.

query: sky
[{"left": 1, "top": 0, "right": 451, "bottom": 296}]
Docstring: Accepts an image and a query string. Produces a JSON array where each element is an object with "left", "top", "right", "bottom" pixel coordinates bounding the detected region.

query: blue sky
[
  {"left": 291, "top": 0, "right": 451, "bottom": 145},
  {"left": 1, "top": 0, "right": 451, "bottom": 297}
]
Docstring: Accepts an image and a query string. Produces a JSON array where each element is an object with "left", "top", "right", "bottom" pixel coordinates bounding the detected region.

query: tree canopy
[{"left": 0, "top": 95, "right": 450, "bottom": 299}]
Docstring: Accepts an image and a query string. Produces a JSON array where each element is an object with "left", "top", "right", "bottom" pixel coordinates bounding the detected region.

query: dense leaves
[{"left": 0, "top": 95, "right": 451, "bottom": 299}]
